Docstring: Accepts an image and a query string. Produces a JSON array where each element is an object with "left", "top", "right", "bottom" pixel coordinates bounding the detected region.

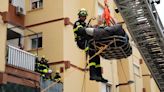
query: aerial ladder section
[{"left": 114, "top": 0, "right": 164, "bottom": 91}]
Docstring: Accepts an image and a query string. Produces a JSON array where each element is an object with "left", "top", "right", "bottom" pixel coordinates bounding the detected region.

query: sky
[{"left": 155, "top": 0, "right": 164, "bottom": 26}]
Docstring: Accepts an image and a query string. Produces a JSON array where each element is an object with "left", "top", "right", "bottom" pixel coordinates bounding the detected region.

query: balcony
[
  {"left": 7, "top": 45, "right": 36, "bottom": 71},
  {"left": 3, "top": 3, "right": 25, "bottom": 26},
  {"left": 0, "top": 45, "right": 40, "bottom": 92}
]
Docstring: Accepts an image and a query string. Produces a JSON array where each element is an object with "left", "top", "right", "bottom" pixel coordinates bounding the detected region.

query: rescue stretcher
[{"left": 89, "top": 24, "right": 132, "bottom": 60}]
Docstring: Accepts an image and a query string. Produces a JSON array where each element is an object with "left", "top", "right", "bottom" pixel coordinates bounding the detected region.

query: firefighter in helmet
[
  {"left": 73, "top": 8, "right": 108, "bottom": 83},
  {"left": 53, "top": 70, "right": 62, "bottom": 83}
]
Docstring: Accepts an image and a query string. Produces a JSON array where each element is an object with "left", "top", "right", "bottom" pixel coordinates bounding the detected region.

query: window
[
  {"left": 9, "top": 0, "right": 12, "bottom": 3},
  {"left": 133, "top": 64, "right": 140, "bottom": 76},
  {"left": 101, "top": 83, "right": 111, "bottom": 92},
  {"left": 106, "top": 85, "right": 111, "bottom": 92},
  {"left": 97, "top": 4, "right": 104, "bottom": 26},
  {"left": 98, "top": 4, "right": 104, "bottom": 16},
  {"left": 31, "top": 0, "right": 43, "bottom": 9},
  {"left": 134, "top": 64, "right": 142, "bottom": 92},
  {"left": 31, "top": 37, "right": 42, "bottom": 49},
  {"left": 28, "top": 33, "right": 42, "bottom": 50}
]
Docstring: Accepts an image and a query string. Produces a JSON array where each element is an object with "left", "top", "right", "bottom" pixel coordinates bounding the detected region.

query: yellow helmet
[
  {"left": 56, "top": 70, "right": 60, "bottom": 74},
  {"left": 78, "top": 8, "right": 88, "bottom": 17}
]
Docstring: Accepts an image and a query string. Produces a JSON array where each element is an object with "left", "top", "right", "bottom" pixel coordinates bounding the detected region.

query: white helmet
[{"left": 48, "top": 69, "right": 52, "bottom": 73}]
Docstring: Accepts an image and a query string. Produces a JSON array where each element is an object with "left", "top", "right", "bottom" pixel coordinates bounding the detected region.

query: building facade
[{"left": 0, "top": 0, "right": 160, "bottom": 92}]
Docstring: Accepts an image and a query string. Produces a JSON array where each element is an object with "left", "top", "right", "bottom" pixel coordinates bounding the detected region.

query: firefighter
[
  {"left": 43, "top": 69, "right": 52, "bottom": 80},
  {"left": 73, "top": 8, "right": 108, "bottom": 83},
  {"left": 41, "top": 56, "right": 49, "bottom": 69},
  {"left": 36, "top": 56, "right": 50, "bottom": 79},
  {"left": 73, "top": 8, "right": 91, "bottom": 49},
  {"left": 53, "top": 70, "right": 62, "bottom": 83},
  {"left": 35, "top": 55, "right": 40, "bottom": 72}
]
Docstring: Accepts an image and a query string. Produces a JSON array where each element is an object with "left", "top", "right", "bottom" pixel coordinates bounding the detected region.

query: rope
[
  {"left": 89, "top": 40, "right": 114, "bottom": 61},
  {"left": 41, "top": 81, "right": 59, "bottom": 92},
  {"left": 81, "top": 40, "right": 90, "bottom": 92},
  {"left": 81, "top": 66, "right": 87, "bottom": 92},
  {"left": 81, "top": 55, "right": 89, "bottom": 92},
  {"left": 81, "top": 39, "right": 109, "bottom": 92},
  {"left": 80, "top": 38, "right": 132, "bottom": 92},
  {"left": 90, "top": 36, "right": 132, "bottom": 61},
  {"left": 89, "top": 45, "right": 108, "bottom": 60},
  {"left": 80, "top": 0, "right": 96, "bottom": 90},
  {"left": 81, "top": 40, "right": 112, "bottom": 92}
]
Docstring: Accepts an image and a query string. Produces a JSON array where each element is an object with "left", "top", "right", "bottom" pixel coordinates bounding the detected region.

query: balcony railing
[
  {"left": 41, "top": 78, "right": 63, "bottom": 92},
  {"left": 7, "top": 45, "right": 36, "bottom": 71}
]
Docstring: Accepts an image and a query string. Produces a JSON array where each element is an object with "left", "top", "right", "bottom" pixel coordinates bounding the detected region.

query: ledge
[
  {"left": 0, "top": 11, "right": 8, "bottom": 23},
  {"left": 25, "top": 17, "right": 65, "bottom": 28},
  {"left": 26, "top": 47, "right": 43, "bottom": 52},
  {"left": 49, "top": 61, "right": 88, "bottom": 72},
  {"left": 27, "top": 7, "right": 43, "bottom": 13},
  {"left": 0, "top": 64, "right": 40, "bottom": 88}
]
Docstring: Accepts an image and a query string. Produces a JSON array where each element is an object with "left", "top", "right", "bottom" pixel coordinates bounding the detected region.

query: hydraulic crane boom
[{"left": 113, "top": 0, "right": 164, "bottom": 91}]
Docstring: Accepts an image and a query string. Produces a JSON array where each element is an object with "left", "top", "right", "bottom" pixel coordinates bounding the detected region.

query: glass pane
[
  {"left": 32, "top": 2, "right": 37, "bottom": 9},
  {"left": 31, "top": 38, "right": 37, "bottom": 49},
  {"left": 38, "top": 37, "right": 42, "bottom": 48},
  {"left": 31, "top": 37, "right": 42, "bottom": 49}
]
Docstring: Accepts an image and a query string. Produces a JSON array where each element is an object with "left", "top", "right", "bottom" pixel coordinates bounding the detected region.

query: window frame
[
  {"left": 28, "top": 33, "right": 42, "bottom": 50},
  {"left": 31, "top": 0, "right": 43, "bottom": 10},
  {"left": 133, "top": 63, "right": 141, "bottom": 77},
  {"left": 31, "top": 36, "right": 42, "bottom": 49}
]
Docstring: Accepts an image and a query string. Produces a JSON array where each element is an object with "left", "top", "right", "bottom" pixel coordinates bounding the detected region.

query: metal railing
[
  {"left": 41, "top": 78, "right": 63, "bottom": 92},
  {"left": 7, "top": 45, "right": 36, "bottom": 71}
]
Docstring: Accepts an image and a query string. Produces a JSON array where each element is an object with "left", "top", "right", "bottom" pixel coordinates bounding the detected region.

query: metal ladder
[{"left": 113, "top": 0, "right": 164, "bottom": 91}]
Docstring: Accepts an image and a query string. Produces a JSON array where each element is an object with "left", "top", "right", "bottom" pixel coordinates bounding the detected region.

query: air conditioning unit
[
  {"left": 155, "top": 0, "right": 160, "bottom": 4},
  {"left": 150, "top": 0, "right": 160, "bottom": 4},
  {"left": 16, "top": 6, "right": 24, "bottom": 15}
]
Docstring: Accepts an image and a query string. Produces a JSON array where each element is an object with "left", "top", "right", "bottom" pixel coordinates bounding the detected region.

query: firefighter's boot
[
  {"left": 89, "top": 66, "right": 102, "bottom": 81},
  {"left": 96, "top": 67, "right": 108, "bottom": 83}
]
